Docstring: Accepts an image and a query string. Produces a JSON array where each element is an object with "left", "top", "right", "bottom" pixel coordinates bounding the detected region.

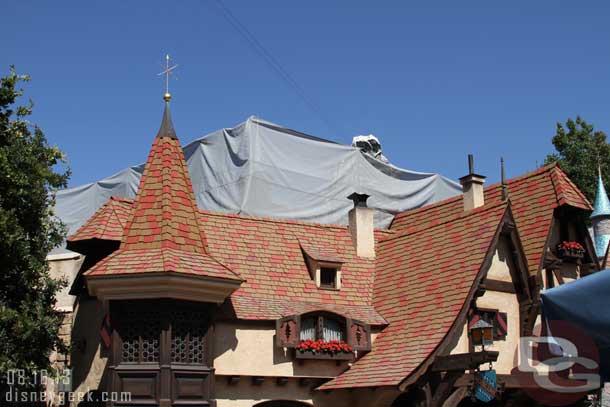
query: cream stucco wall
[
  {"left": 47, "top": 252, "right": 84, "bottom": 312},
  {"left": 70, "top": 297, "right": 108, "bottom": 398},
  {"left": 214, "top": 321, "right": 350, "bottom": 378},
  {"left": 475, "top": 291, "right": 520, "bottom": 374},
  {"left": 216, "top": 379, "right": 399, "bottom": 407},
  {"left": 449, "top": 238, "right": 522, "bottom": 376}
]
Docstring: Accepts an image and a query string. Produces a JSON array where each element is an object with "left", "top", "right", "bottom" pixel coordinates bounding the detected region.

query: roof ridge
[
  {"left": 383, "top": 201, "right": 508, "bottom": 244},
  {"left": 551, "top": 164, "right": 592, "bottom": 209},
  {"left": 392, "top": 163, "right": 560, "bottom": 223}
]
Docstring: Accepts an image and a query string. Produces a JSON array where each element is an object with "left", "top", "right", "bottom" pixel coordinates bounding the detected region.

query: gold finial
[{"left": 157, "top": 54, "right": 178, "bottom": 102}]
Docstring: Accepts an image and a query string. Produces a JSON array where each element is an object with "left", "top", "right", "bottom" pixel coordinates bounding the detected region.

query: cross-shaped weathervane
[{"left": 158, "top": 54, "right": 178, "bottom": 101}]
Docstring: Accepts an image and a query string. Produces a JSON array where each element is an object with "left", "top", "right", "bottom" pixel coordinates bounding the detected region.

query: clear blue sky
[{"left": 4, "top": 1, "right": 610, "bottom": 187}]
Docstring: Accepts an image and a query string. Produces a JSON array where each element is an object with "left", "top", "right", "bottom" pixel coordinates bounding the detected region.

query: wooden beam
[
  {"left": 299, "top": 378, "right": 312, "bottom": 386},
  {"left": 552, "top": 268, "right": 565, "bottom": 285},
  {"left": 276, "top": 377, "right": 288, "bottom": 386},
  {"left": 251, "top": 376, "right": 265, "bottom": 385},
  {"left": 484, "top": 279, "right": 516, "bottom": 294},
  {"left": 431, "top": 371, "right": 463, "bottom": 407},
  {"left": 431, "top": 351, "right": 499, "bottom": 372},
  {"left": 226, "top": 375, "right": 240, "bottom": 385}
]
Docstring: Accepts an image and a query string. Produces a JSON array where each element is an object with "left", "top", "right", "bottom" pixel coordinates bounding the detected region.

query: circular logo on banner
[{"left": 513, "top": 320, "right": 600, "bottom": 406}]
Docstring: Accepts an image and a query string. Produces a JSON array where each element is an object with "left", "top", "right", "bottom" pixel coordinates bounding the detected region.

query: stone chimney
[
  {"left": 459, "top": 154, "right": 486, "bottom": 211},
  {"left": 347, "top": 193, "right": 375, "bottom": 258}
]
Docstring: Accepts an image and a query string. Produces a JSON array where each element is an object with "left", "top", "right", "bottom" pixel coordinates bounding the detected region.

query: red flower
[
  {"left": 296, "top": 339, "right": 353, "bottom": 354},
  {"left": 557, "top": 241, "right": 584, "bottom": 253}
]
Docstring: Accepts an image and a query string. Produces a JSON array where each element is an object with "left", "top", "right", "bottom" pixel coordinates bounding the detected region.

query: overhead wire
[{"left": 211, "top": 0, "right": 342, "bottom": 136}]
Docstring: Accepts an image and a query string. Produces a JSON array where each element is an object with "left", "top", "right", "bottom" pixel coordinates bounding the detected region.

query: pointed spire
[
  {"left": 121, "top": 98, "right": 208, "bottom": 253},
  {"left": 156, "top": 100, "right": 177, "bottom": 139},
  {"left": 591, "top": 165, "right": 610, "bottom": 219}
]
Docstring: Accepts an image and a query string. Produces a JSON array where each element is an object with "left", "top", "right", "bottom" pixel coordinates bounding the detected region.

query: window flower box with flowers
[
  {"left": 295, "top": 339, "right": 354, "bottom": 360},
  {"left": 556, "top": 241, "right": 585, "bottom": 261}
]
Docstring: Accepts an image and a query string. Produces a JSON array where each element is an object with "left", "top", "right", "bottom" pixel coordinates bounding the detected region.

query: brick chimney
[
  {"left": 459, "top": 154, "right": 486, "bottom": 211},
  {"left": 347, "top": 193, "right": 375, "bottom": 258}
]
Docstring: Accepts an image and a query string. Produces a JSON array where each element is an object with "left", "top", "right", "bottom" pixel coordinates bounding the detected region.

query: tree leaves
[
  {"left": 544, "top": 116, "right": 610, "bottom": 204},
  {"left": 0, "top": 66, "right": 69, "bottom": 377}
]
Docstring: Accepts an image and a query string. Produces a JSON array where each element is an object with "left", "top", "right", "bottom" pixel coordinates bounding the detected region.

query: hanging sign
[{"left": 474, "top": 370, "right": 497, "bottom": 403}]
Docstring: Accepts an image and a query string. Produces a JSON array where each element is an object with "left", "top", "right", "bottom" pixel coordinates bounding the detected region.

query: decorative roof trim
[{"left": 86, "top": 272, "right": 241, "bottom": 303}]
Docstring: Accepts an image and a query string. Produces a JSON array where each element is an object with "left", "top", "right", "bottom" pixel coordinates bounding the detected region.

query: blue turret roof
[{"left": 591, "top": 172, "right": 610, "bottom": 219}]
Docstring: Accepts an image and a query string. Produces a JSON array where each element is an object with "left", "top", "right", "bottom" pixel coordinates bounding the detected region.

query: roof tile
[{"left": 320, "top": 203, "right": 508, "bottom": 389}]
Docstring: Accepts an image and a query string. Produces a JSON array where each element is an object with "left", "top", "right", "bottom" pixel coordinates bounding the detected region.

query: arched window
[{"left": 276, "top": 313, "right": 371, "bottom": 354}]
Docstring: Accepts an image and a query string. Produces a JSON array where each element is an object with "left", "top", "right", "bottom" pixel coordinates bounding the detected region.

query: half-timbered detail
[{"left": 56, "top": 90, "right": 599, "bottom": 407}]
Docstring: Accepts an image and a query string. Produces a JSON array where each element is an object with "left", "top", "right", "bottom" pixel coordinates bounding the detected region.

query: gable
[
  {"left": 391, "top": 164, "right": 592, "bottom": 276},
  {"left": 319, "top": 203, "right": 510, "bottom": 390}
]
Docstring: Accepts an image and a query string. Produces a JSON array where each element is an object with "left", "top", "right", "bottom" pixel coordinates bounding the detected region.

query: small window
[{"left": 320, "top": 267, "right": 338, "bottom": 289}]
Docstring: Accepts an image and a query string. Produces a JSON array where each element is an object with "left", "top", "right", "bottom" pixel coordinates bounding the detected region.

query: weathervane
[{"left": 157, "top": 54, "right": 178, "bottom": 102}]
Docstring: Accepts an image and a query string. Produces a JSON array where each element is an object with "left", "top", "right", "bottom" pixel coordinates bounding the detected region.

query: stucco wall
[
  {"left": 214, "top": 321, "right": 350, "bottom": 377},
  {"left": 216, "top": 379, "right": 399, "bottom": 407},
  {"left": 450, "top": 239, "right": 521, "bottom": 375},
  {"left": 70, "top": 297, "right": 108, "bottom": 398},
  {"left": 475, "top": 291, "right": 520, "bottom": 374},
  {"left": 47, "top": 252, "right": 84, "bottom": 312}
]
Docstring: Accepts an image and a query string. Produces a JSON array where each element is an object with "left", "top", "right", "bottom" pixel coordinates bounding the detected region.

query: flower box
[
  {"left": 556, "top": 241, "right": 585, "bottom": 260},
  {"left": 295, "top": 349, "right": 354, "bottom": 360},
  {"left": 295, "top": 340, "right": 354, "bottom": 360}
]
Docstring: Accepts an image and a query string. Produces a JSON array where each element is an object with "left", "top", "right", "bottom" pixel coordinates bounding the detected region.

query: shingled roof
[
  {"left": 390, "top": 163, "right": 592, "bottom": 276},
  {"left": 83, "top": 102, "right": 241, "bottom": 284},
  {"left": 70, "top": 199, "right": 389, "bottom": 325},
  {"left": 319, "top": 202, "right": 510, "bottom": 390},
  {"left": 68, "top": 196, "right": 132, "bottom": 242}
]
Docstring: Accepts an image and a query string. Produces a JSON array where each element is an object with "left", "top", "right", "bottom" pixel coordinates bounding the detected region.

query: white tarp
[{"left": 54, "top": 116, "right": 461, "bottom": 237}]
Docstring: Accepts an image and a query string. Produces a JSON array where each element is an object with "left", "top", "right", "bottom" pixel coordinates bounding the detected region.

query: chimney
[
  {"left": 459, "top": 154, "right": 486, "bottom": 211},
  {"left": 347, "top": 193, "right": 375, "bottom": 258}
]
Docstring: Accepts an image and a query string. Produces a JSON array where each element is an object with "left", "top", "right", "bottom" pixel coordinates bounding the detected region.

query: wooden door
[{"left": 108, "top": 300, "right": 215, "bottom": 407}]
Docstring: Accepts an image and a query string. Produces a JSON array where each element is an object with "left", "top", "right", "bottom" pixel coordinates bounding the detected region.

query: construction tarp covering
[
  {"left": 54, "top": 116, "right": 461, "bottom": 237},
  {"left": 541, "top": 269, "right": 610, "bottom": 380}
]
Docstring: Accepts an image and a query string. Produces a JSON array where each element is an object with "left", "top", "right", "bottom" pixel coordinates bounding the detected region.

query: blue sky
[{"left": 4, "top": 1, "right": 610, "bottom": 187}]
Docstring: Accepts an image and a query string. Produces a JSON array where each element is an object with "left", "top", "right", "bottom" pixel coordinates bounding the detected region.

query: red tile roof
[
  {"left": 319, "top": 202, "right": 509, "bottom": 390},
  {"left": 83, "top": 106, "right": 240, "bottom": 284},
  {"left": 121, "top": 134, "right": 208, "bottom": 253},
  {"left": 85, "top": 247, "right": 237, "bottom": 279},
  {"left": 68, "top": 196, "right": 131, "bottom": 242},
  {"left": 299, "top": 239, "right": 344, "bottom": 263},
  {"left": 71, "top": 199, "right": 390, "bottom": 325},
  {"left": 390, "top": 163, "right": 591, "bottom": 276}
]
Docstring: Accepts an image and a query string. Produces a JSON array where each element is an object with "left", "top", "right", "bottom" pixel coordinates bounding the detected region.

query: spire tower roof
[
  {"left": 83, "top": 93, "right": 242, "bottom": 300},
  {"left": 591, "top": 169, "right": 610, "bottom": 219}
]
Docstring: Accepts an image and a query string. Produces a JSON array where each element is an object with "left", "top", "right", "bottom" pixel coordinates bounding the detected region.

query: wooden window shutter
[
  {"left": 346, "top": 318, "right": 371, "bottom": 352},
  {"left": 275, "top": 315, "right": 300, "bottom": 348},
  {"left": 496, "top": 312, "right": 508, "bottom": 339}
]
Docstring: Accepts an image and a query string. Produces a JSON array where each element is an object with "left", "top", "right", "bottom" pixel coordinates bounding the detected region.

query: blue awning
[{"left": 541, "top": 269, "right": 610, "bottom": 381}]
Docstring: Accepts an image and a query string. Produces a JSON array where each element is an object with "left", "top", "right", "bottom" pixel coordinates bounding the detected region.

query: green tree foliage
[
  {"left": 544, "top": 116, "right": 610, "bottom": 204},
  {"left": 0, "top": 67, "right": 70, "bottom": 377}
]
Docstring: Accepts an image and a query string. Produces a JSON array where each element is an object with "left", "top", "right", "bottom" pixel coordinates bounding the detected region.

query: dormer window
[
  {"left": 299, "top": 240, "right": 343, "bottom": 290},
  {"left": 320, "top": 267, "right": 338, "bottom": 289}
]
